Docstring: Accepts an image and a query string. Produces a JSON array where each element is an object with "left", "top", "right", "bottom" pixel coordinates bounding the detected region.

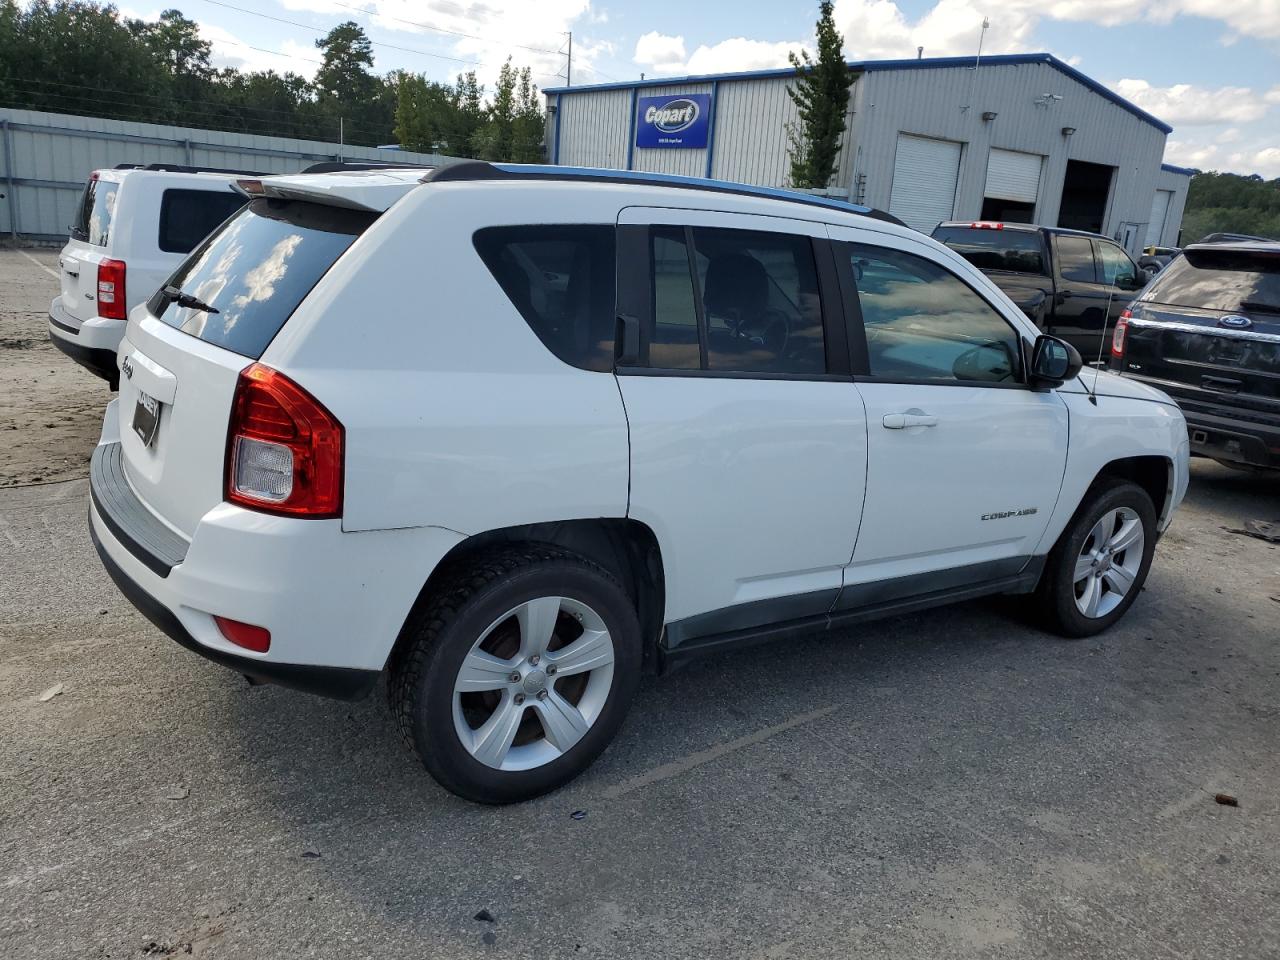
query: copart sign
[{"left": 635, "top": 94, "right": 712, "bottom": 149}]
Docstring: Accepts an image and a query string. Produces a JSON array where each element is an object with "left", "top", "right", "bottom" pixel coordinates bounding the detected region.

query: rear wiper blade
[
  {"left": 160, "top": 284, "right": 219, "bottom": 315},
  {"left": 1238, "top": 300, "right": 1280, "bottom": 315}
]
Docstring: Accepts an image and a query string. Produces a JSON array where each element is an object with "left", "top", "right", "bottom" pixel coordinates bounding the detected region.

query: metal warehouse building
[{"left": 545, "top": 53, "right": 1192, "bottom": 253}]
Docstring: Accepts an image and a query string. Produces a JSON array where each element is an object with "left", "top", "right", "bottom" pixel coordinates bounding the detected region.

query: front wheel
[
  {"left": 1035, "top": 480, "right": 1157, "bottom": 638},
  {"left": 388, "top": 546, "right": 641, "bottom": 804}
]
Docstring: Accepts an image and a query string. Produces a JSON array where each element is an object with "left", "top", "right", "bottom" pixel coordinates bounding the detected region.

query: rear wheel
[
  {"left": 388, "top": 546, "right": 641, "bottom": 804},
  {"left": 1035, "top": 480, "right": 1157, "bottom": 638}
]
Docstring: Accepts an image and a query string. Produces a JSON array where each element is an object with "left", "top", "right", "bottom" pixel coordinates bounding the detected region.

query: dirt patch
[{"left": 0, "top": 250, "right": 111, "bottom": 487}]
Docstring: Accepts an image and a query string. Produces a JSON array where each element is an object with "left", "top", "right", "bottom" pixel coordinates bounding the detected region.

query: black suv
[{"left": 1111, "top": 242, "right": 1280, "bottom": 470}]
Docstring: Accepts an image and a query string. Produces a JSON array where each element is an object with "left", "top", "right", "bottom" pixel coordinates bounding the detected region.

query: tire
[
  {"left": 387, "top": 545, "right": 642, "bottom": 804},
  {"left": 1034, "top": 479, "right": 1157, "bottom": 638}
]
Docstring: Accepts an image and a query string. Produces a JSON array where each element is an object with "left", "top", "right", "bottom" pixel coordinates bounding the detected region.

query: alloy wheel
[
  {"left": 452, "top": 596, "right": 615, "bottom": 771},
  {"left": 1072, "top": 507, "right": 1145, "bottom": 618}
]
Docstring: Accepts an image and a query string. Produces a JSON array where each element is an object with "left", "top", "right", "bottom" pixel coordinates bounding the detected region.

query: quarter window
[
  {"left": 71, "top": 178, "right": 119, "bottom": 246},
  {"left": 646, "top": 226, "right": 827, "bottom": 375},
  {"left": 158, "top": 189, "right": 247, "bottom": 254},
  {"left": 473, "top": 225, "right": 617, "bottom": 372},
  {"left": 1056, "top": 236, "right": 1097, "bottom": 283},
  {"left": 846, "top": 243, "right": 1022, "bottom": 384}
]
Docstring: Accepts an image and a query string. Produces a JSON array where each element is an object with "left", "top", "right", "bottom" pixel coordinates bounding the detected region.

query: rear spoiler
[{"left": 232, "top": 174, "right": 421, "bottom": 213}]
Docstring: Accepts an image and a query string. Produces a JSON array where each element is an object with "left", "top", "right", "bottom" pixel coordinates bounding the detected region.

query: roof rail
[
  {"left": 301, "top": 160, "right": 437, "bottom": 174},
  {"left": 421, "top": 160, "right": 906, "bottom": 227},
  {"left": 113, "top": 162, "right": 266, "bottom": 176}
]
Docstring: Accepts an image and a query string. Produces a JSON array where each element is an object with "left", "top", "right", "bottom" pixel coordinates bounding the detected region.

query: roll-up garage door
[
  {"left": 984, "top": 149, "right": 1042, "bottom": 203},
  {"left": 888, "top": 135, "right": 961, "bottom": 233},
  {"left": 1146, "top": 189, "right": 1173, "bottom": 246}
]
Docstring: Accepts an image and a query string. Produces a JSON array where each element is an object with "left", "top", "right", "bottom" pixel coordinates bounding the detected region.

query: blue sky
[{"left": 130, "top": 0, "right": 1280, "bottom": 176}]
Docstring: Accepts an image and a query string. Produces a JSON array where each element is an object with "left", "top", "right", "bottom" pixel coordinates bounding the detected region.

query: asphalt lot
[{"left": 1, "top": 247, "right": 1278, "bottom": 959}]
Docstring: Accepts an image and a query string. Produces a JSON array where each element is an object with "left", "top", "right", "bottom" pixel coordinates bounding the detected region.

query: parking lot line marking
[
  {"left": 17, "top": 249, "right": 59, "bottom": 280},
  {"left": 599, "top": 705, "right": 837, "bottom": 800}
]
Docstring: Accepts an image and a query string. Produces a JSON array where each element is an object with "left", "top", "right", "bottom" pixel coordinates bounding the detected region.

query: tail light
[
  {"left": 97, "top": 259, "right": 127, "bottom": 320},
  {"left": 226, "top": 363, "right": 343, "bottom": 518},
  {"left": 214, "top": 616, "right": 271, "bottom": 653},
  {"left": 1112, "top": 309, "right": 1131, "bottom": 359}
]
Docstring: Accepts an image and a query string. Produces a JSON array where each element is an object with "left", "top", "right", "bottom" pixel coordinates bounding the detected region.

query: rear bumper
[
  {"left": 1116, "top": 374, "right": 1280, "bottom": 469},
  {"left": 48, "top": 295, "right": 124, "bottom": 385},
  {"left": 1183, "top": 408, "right": 1280, "bottom": 468},
  {"left": 88, "top": 400, "right": 465, "bottom": 697},
  {"left": 90, "top": 521, "right": 379, "bottom": 700}
]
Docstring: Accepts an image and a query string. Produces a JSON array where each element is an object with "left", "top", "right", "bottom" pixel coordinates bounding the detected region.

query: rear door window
[
  {"left": 1146, "top": 248, "right": 1280, "bottom": 314},
  {"left": 931, "top": 227, "right": 1045, "bottom": 274},
  {"left": 473, "top": 225, "right": 617, "bottom": 372},
  {"left": 158, "top": 188, "right": 247, "bottom": 254},
  {"left": 71, "top": 177, "right": 119, "bottom": 246},
  {"left": 149, "top": 198, "right": 375, "bottom": 359},
  {"left": 1055, "top": 236, "right": 1097, "bottom": 283},
  {"left": 646, "top": 226, "right": 827, "bottom": 375}
]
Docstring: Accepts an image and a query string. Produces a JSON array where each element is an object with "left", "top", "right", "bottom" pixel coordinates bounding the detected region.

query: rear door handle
[{"left": 883, "top": 412, "right": 938, "bottom": 429}]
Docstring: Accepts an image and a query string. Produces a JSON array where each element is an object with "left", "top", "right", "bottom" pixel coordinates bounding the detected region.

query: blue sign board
[{"left": 635, "top": 93, "right": 712, "bottom": 149}]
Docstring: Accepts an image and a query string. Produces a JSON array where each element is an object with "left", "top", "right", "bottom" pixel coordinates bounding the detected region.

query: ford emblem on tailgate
[{"left": 1218, "top": 315, "right": 1252, "bottom": 329}]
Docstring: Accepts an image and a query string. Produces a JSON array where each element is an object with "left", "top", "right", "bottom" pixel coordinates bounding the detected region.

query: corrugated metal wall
[
  {"left": 551, "top": 76, "right": 855, "bottom": 190},
  {"left": 711, "top": 76, "right": 854, "bottom": 189},
  {"left": 555, "top": 89, "right": 630, "bottom": 168},
  {"left": 0, "top": 108, "right": 452, "bottom": 242},
  {"left": 1154, "top": 168, "right": 1192, "bottom": 246},
  {"left": 852, "top": 61, "right": 1168, "bottom": 249}
]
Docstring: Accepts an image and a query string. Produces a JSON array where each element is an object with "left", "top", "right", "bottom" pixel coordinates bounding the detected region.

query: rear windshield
[
  {"left": 150, "top": 198, "right": 375, "bottom": 358},
  {"left": 1145, "top": 248, "right": 1280, "bottom": 315},
  {"left": 71, "top": 177, "right": 119, "bottom": 246},
  {"left": 158, "top": 188, "right": 247, "bottom": 254},
  {"left": 932, "top": 226, "right": 1045, "bottom": 274}
]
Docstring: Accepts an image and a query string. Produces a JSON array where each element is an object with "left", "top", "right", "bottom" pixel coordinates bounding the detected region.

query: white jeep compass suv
[
  {"left": 50, "top": 164, "right": 249, "bottom": 387},
  {"left": 90, "top": 162, "right": 1190, "bottom": 803}
]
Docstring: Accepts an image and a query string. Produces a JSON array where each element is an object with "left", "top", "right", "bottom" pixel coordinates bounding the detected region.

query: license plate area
[{"left": 132, "top": 389, "right": 161, "bottom": 447}]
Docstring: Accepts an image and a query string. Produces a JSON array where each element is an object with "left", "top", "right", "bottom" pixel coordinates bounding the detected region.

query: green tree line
[
  {"left": 1181, "top": 171, "right": 1280, "bottom": 242},
  {"left": 0, "top": 0, "right": 546, "bottom": 160}
]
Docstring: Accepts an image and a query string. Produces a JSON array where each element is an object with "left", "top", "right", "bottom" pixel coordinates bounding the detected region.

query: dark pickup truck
[
  {"left": 932, "top": 221, "right": 1151, "bottom": 360},
  {"left": 1112, "top": 242, "right": 1280, "bottom": 471}
]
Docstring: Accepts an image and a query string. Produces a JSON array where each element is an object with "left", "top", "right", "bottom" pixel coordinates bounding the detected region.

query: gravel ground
[
  {"left": 0, "top": 249, "right": 110, "bottom": 487},
  {"left": 1, "top": 247, "right": 1278, "bottom": 959}
]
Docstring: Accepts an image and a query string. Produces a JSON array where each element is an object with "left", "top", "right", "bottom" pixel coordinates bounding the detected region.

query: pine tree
[{"left": 786, "top": 1, "right": 854, "bottom": 189}]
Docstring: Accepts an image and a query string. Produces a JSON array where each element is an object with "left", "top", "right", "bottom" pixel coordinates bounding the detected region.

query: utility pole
[
  {"left": 974, "top": 17, "right": 989, "bottom": 70},
  {"left": 338, "top": 116, "right": 344, "bottom": 161},
  {"left": 566, "top": 31, "right": 572, "bottom": 86}
]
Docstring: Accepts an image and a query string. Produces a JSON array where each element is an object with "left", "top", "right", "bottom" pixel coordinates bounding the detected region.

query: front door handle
[{"left": 883, "top": 412, "right": 938, "bottom": 430}]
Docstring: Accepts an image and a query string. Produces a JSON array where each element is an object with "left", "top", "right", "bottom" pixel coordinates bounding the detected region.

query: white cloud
[
  {"left": 830, "top": 0, "right": 1280, "bottom": 62},
  {"left": 634, "top": 31, "right": 687, "bottom": 73},
  {"left": 1166, "top": 139, "right": 1280, "bottom": 178},
  {"left": 1114, "top": 79, "right": 1272, "bottom": 126},
  {"left": 684, "top": 38, "right": 801, "bottom": 75},
  {"left": 201, "top": 24, "right": 321, "bottom": 80},
  {"left": 274, "top": 0, "right": 606, "bottom": 89},
  {"left": 633, "top": 33, "right": 801, "bottom": 76}
]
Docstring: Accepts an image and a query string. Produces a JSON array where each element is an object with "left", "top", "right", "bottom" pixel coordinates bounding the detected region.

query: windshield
[
  {"left": 149, "top": 197, "right": 376, "bottom": 358},
  {"left": 931, "top": 227, "right": 1045, "bottom": 274},
  {"left": 1145, "top": 248, "right": 1280, "bottom": 314},
  {"left": 71, "top": 176, "right": 119, "bottom": 246}
]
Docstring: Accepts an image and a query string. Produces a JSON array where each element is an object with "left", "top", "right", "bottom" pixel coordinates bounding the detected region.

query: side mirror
[{"left": 1029, "top": 334, "right": 1082, "bottom": 388}]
